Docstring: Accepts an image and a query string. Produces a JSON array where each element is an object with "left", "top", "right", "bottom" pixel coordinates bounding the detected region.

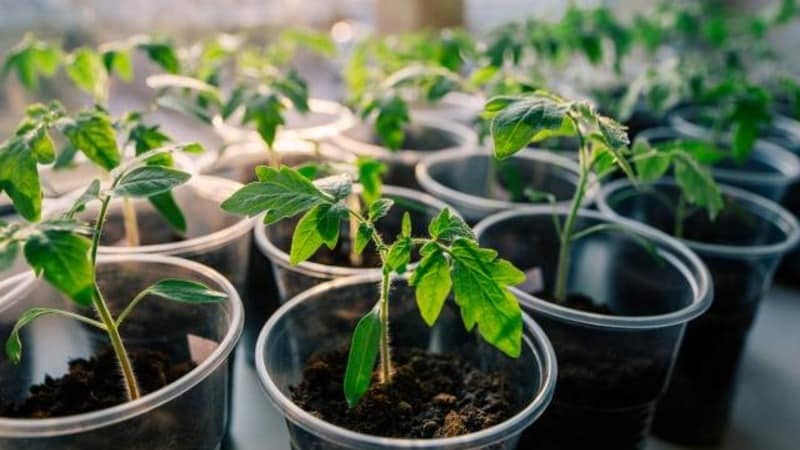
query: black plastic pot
[
  {"left": 598, "top": 179, "right": 800, "bottom": 446},
  {"left": 474, "top": 207, "right": 712, "bottom": 450}
]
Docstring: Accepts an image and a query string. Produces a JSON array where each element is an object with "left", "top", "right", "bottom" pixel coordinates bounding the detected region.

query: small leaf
[
  {"left": 409, "top": 245, "right": 452, "bottom": 326},
  {"left": 357, "top": 157, "right": 386, "bottom": 205},
  {"left": 113, "top": 166, "right": 191, "bottom": 198},
  {"left": 674, "top": 155, "right": 724, "bottom": 220},
  {"left": 65, "top": 179, "right": 101, "bottom": 218},
  {"left": 0, "top": 138, "right": 43, "bottom": 221},
  {"left": 289, "top": 204, "right": 346, "bottom": 265},
  {"left": 731, "top": 120, "right": 758, "bottom": 164},
  {"left": 632, "top": 140, "right": 671, "bottom": 182},
  {"left": 401, "top": 211, "right": 412, "bottom": 237},
  {"left": 65, "top": 48, "right": 108, "bottom": 101},
  {"left": 343, "top": 308, "right": 381, "bottom": 407},
  {"left": 386, "top": 237, "right": 412, "bottom": 273},
  {"left": 428, "top": 208, "right": 474, "bottom": 241},
  {"left": 137, "top": 40, "right": 180, "bottom": 73},
  {"left": 355, "top": 223, "right": 372, "bottom": 254},
  {"left": 148, "top": 191, "right": 187, "bottom": 233},
  {"left": 24, "top": 230, "right": 94, "bottom": 306},
  {"left": 28, "top": 126, "right": 55, "bottom": 164},
  {"left": 316, "top": 174, "right": 352, "bottom": 202},
  {"left": 6, "top": 308, "right": 59, "bottom": 364},
  {"left": 102, "top": 48, "right": 133, "bottom": 81},
  {"left": 145, "top": 279, "right": 227, "bottom": 303},
  {"left": 62, "top": 109, "right": 121, "bottom": 171},
  {"left": 368, "top": 199, "right": 394, "bottom": 221},
  {"left": 374, "top": 96, "right": 409, "bottom": 151},
  {"left": 243, "top": 93, "right": 285, "bottom": 148}
]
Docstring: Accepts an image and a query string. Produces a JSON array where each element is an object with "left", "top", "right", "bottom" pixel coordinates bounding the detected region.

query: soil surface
[
  {"left": 0, "top": 348, "right": 195, "bottom": 418},
  {"left": 291, "top": 348, "right": 514, "bottom": 439}
]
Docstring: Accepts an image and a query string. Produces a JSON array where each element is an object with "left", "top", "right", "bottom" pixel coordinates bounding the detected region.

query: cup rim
[
  {"left": 255, "top": 273, "right": 557, "bottom": 449},
  {"left": 214, "top": 98, "right": 357, "bottom": 145},
  {"left": 597, "top": 177, "right": 800, "bottom": 258},
  {"left": 55, "top": 175, "right": 255, "bottom": 256},
  {"left": 199, "top": 140, "right": 355, "bottom": 175},
  {"left": 473, "top": 206, "right": 713, "bottom": 330},
  {"left": 415, "top": 147, "right": 596, "bottom": 211},
  {"left": 0, "top": 270, "right": 37, "bottom": 314},
  {"left": 664, "top": 111, "right": 800, "bottom": 186},
  {"left": 254, "top": 184, "right": 453, "bottom": 278},
  {"left": 329, "top": 113, "right": 479, "bottom": 164},
  {"left": 0, "top": 253, "right": 244, "bottom": 437}
]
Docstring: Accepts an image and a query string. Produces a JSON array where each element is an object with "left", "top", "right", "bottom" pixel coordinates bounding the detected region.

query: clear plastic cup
[
  {"left": 415, "top": 148, "right": 596, "bottom": 224},
  {"left": 255, "top": 274, "right": 557, "bottom": 450},
  {"left": 56, "top": 175, "right": 255, "bottom": 294},
  {"left": 329, "top": 113, "right": 478, "bottom": 189},
  {"left": 407, "top": 91, "right": 484, "bottom": 125},
  {"left": 254, "top": 185, "right": 452, "bottom": 301},
  {"left": 474, "top": 207, "right": 712, "bottom": 450},
  {"left": 597, "top": 178, "right": 800, "bottom": 446},
  {"left": 0, "top": 254, "right": 243, "bottom": 450},
  {"left": 638, "top": 126, "right": 800, "bottom": 202},
  {"left": 766, "top": 116, "right": 800, "bottom": 284}
]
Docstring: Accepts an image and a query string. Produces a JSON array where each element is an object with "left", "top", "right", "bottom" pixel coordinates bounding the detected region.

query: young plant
[
  {"left": 221, "top": 166, "right": 524, "bottom": 406},
  {"left": 484, "top": 90, "right": 722, "bottom": 302},
  {"left": 0, "top": 127, "right": 223, "bottom": 401}
]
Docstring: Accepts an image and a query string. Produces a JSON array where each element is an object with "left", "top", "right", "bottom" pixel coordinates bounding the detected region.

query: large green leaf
[
  {"left": 23, "top": 230, "right": 94, "bottom": 306},
  {"left": 289, "top": 203, "right": 345, "bottom": 265},
  {"left": 62, "top": 110, "right": 121, "bottom": 171},
  {"left": 409, "top": 245, "right": 452, "bottom": 326},
  {"left": 489, "top": 95, "right": 568, "bottom": 158},
  {"left": 143, "top": 278, "right": 227, "bottom": 303},
  {"left": 113, "top": 166, "right": 191, "bottom": 198},
  {"left": 343, "top": 308, "right": 381, "bottom": 407}
]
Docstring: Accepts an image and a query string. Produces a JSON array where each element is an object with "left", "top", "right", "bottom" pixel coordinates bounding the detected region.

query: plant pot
[
  {"left": 200, "top": 141, "right": 353, "bottom": 363},
  {"left": 57, "top": 175, "right": 254, "bottom": 295},
  {"left": 254, "top": 185, "right": 451, "bottom": 301},
  {"left": 638, "top": 127, "right": 800, "bottom": 202},
  {"left": 416, "top": 148, "right": 594, "bottom": 224},
  {"left": 214, "top": 98, "right": 356, "bottom": 149},
  {"left": 254, "top": 274, "right": 557, "bottom": 450},
  {"left": 407, "top": 91, "right": 484, "bottom": 126},
  {"left": 0, "top": 254, "right": 243, "bottom": 450},
  {"left": 474, "top": 207, "right": 712, "bottom": 450},
  {"left": 597, "top": 178, "right": 800, "bottom": 446},
  {"left": 329, "top": 114, "right": 478, "bottom": 189},
  {"left": 0, "top": 273, "right": 38, "bottom": 398}
]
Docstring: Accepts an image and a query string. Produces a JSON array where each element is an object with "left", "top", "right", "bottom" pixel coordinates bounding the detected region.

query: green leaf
[
  {"left": 428, "top": 208, "right": 474, "bottom": 241},
  {"left": 0, "top": 241, "right": 19, "bottom": 272},
  {"left": 6, "top": 308, "right": 59, "bottom": 364},
  {"left": 279, "top": 28, "right": 337, "bottom": 56},
  {"left": 386, "top": 237, "right": 412, "bottom": 273},
  {"left": 221, "top": 166, "right": 329, "bottom": 223},
  {"left": 65, "top": 179, "right": 101, "bottom": 218},
  {"left": 273, "top": 70, "right": 309, "bottom": 113},
  {"left": 357, "top": 157, "right": 386, "bottom": 205},
  {"left": 24, "top": 230, "right": 94, "bottom": 306},
  {"left": 355, "top": 223, "right": 372, "bottom": 254},
  {"left": 489, "top": 95, "right": 569, "bottom": 158},
  {"left": 450, "top": 239, "right": 524, "bottom": 358},
  {"left": 102, "top": 48, "right": 134, "bottom": 81},
  {"left": 731, "top": 120, "right": 758, "bottom": 164},
  {"left": 113, "top": 166, "right": 190, "bottom": 198},
  {"left": 401, "top": 211, "right": 412, "bottom": 237},
  {"left": 316, "top": 174, "right": 352, "bottom": 202},
  {"left": 368, "top": 199, "right": 393, "bottom": 221},
  {"left": 128, "top": 123, "right": 172, "bottom": 161},
  {"left": 596, "top": 115, "right": 630, "bottom": 148},
  {"left": 374, "top": 96, "right": 409, "bottom": 151},
  {"left": 633, "top": 140, "right": 671, "bottom": 182},
  {"left": 290, "top": 203, "right": 346, "bottom": 265},
  {"left": 0, "top": 138, "right": 42, "bottom": 221},
  {"left": 156, "top": 95, "right": 214, "bottom": 124},
  {"left": 28, "top": 126, "right": 56, "bottom": 164},
  {"left": 243, "top": 93, "right": 285, "bottom": 148},
  {"left": 62, "top": 110, "right": 121, "bottom": 171},
  {"left": 65, "top": 48, "right": 108, "bottom": 101},
  {"left": 409, "top": 245, "right": 452, "bottom": 326},
  {"left": 674, "top": 155, "right": 724, "bottom": 220},
  {"left": 137, "top": 40, "right": 180, "bottom": 73},
  {"left": 343, "top": 308, "right": 381, "bottom": 407},
  {"left": 144, "top": 278, "right": 227, "bottom": 303},
  {"left": 148, "top": 191, "right": 187, "bottom": 233},
  {"left": 1, "top": 35, "right": 61, "bottom": 90}
]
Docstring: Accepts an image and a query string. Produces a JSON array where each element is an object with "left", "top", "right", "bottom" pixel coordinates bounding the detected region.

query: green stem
[
  {"left": 91, "top": 183, "right": 141, "bottom": 401},
  {"left": 378, "top": 268, "right": 392, "bottom": 384},
  {"left": 121, "top": 197, "right": 140, "bottom": 247}
]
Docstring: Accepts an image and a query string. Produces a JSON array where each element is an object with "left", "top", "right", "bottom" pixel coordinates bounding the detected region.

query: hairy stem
[
  {"left": 91, "top": 184, "right": 141, "bottom": 401},
  {"left": 121, "top": 198, "right": 140, "bottom": 247},
  {"left": 347, "top": 195, "right": 363, "bottom": 266}
]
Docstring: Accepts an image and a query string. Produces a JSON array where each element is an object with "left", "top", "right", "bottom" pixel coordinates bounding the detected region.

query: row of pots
[{"left": 1, "top": 96, "right": 799, "bottom": 449}]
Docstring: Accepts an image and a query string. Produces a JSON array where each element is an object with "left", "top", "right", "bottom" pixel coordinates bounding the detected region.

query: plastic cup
[
  {"left": 254, "top": 185, "right": 451, "bottom": 301},
  {"left": 474, "top": 207, "right": 712, "bottom": 450},
  {"left": 597, "top": 178, "right": 800, "bottom": 446},
  {"left": 638, "top": 126, "right": 800, "bottom": 202},
  {"left": 329, "top": 113, "right": 478, "bottom": 189},
  {"left": 407, "top": 91, "right": 484, "bottom": 125},
  {"left": 255, "top": 274, "right": 557, "bottom": 450},
  {"left": 415, "top": 148, "right": 595, "bottom": 224},
  {"left": 0, "top": 254, "right": 243, "bottom": 450}
]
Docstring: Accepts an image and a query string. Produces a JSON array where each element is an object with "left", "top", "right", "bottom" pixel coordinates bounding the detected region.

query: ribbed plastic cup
[
  {"left": 329, "top": 113, "right": 478, "bottom": 189},
  {"left": 255, "top": 185, "right": 452, "bottom": 301},
  {"left": 597, "top": 178, "right": 800, "bottom": 446},
  {"left": 0, "top": 254, "right": 243, "bottom": 450},
  {"left": 474, "top": 207, "right": 712, "bottom": 450},
  {"left": 255, "top": 274, "right": 557, "bottom": 450},
  {"left": 638, "top": 126, "right": 800, "bottom": 202},
  {"left": 416, "top": 148, "right": 595, "bottom": 224}
]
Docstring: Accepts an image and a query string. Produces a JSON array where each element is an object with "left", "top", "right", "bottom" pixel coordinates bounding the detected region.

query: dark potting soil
[
  {"left": 291, "top": 348, "right": 514, "bottom": 439},
  {"left": 0, "top": 348, "right": 195, "bottom": 418}
]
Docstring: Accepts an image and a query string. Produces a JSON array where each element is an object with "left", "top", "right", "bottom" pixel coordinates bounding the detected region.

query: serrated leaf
[
  {"left": 65, "top": 48, "right": 108, "bottom": 101},
  {"left": 62, "top": 110, "right": 121, "bottom": 171},
  {"left": 113, "top": 166, "right": 190, "bottom": 198},
  {"left": 674, "top": 156, "right": 724, "bottom": 220},
  {"left": 221, "top": 166, "right": 329, "bottom": 222},
  {"left": 489, "top": 95, "right": 569, "bottom": 158},
  {"left": 144, "top": 278, "right": 227, "bottom": 303},
  {"left": 409, "top": 246, "right": 452, "bottom": 326},
  {"left": 343, "top": 308, "right": 381, "bottom": 407},
  {"left": 428, "top": 208, "right": 474, "bottom": 241},
  {"left": 450, "top": 238, "right": 523, "bottom": 358},
  {"left": 355, "top": 223, "right": 372, "bottom": 254},
  {"left": 596, "top": 115, "right": 630, "bottom": 148},
  {"left": 386, "top": 237, "right": 412, "bottom": 273},
  {"left": 0, "top": 138, "right": 42, "bottom": 221},
  {"left": 368, "top": 198, "right": 394, "bottom": 221},
  {"left": 23, "top": 230, "right": 94, "bottom": 306}
]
